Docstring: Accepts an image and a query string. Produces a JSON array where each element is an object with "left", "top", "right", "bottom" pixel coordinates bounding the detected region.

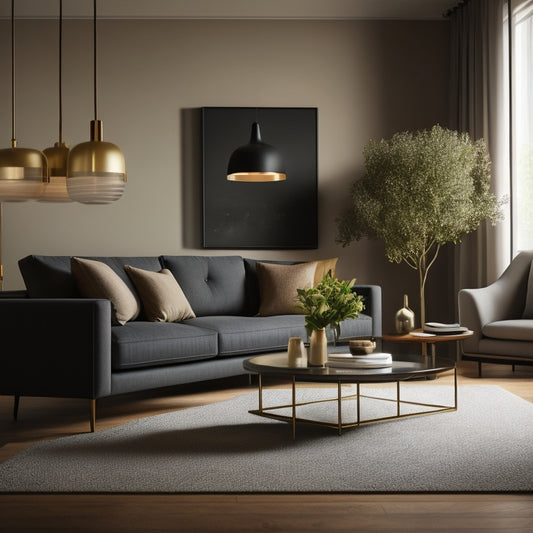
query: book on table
[
  {"left": 423, "top": 322, "right": 469, "bottom": 335},
  {"left": 326, "top": 352, "right": 393, "bottom": 369}
]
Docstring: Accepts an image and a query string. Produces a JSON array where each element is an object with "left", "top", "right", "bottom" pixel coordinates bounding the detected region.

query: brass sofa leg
[
  {"left": 89, "top": 399, "right": 96, "bottom": 433},
  {"left": 13, "top": 395, "right": 20, "bottom": 420}
]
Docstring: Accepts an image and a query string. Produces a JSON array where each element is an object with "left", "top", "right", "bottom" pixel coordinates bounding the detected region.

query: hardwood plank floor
[{"left": 0, "top": 360, "right": 532, "bottom": 533}]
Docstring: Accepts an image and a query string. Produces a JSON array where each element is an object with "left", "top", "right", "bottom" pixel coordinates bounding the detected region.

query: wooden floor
[{"left": 0, "top": 360, "right": 532, "bottom": 533}]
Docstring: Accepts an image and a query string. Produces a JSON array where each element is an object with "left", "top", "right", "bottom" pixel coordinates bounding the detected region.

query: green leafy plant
[
  {"left": 336, "top": 125, "right": 505, "bottom": 326},
  {"left": 296, "top": 271, "right": 364, "bottom": 337}
]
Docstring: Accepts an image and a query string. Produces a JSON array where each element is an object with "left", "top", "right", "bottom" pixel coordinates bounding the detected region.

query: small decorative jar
[{"left": 395, "top": 294, "right": 415, "bottom": 334}]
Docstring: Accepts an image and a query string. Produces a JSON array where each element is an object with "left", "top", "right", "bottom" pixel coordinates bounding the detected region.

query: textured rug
[{"left": 0, "top": 385, "right": 531, "bottom": 493}]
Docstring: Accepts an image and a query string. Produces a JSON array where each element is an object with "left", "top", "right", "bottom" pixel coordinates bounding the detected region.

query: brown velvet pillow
[
  {"left": 314, "top": 257, "right": 339, "bottom": 285},
  {"left": 124, "top": 266, "right": 196, "bottom": 322},
  {"left": 71, "top": 257, "right": 140, "bottom": 326},
  {"left": 256, "top": 261, "right": 317, "bottom": 316}
]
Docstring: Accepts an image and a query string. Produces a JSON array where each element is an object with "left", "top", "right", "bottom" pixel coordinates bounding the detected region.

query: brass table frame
[{"left": 245, "top": 356, "right": 457, "bottom": 439}]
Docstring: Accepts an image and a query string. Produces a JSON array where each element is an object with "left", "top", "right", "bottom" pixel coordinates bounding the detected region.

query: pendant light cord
[
  {"left": 58, "top": 0, "right": 63, "bottom": 143},
  {"left": 93, "top": 0, "right": 98, "bottom": 121},
  {"left": 10, "top": 0, "right": 16, "bottom": 146}
]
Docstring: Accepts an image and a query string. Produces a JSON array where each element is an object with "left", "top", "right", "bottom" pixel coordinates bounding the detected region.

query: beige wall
[{"left": 0, "top": 19, "right": 451, "bottom": 332}]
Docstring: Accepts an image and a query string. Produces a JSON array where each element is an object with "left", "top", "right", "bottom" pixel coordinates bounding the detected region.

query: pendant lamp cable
[
  {"left": 58, "top": 0, "right": 63, "bottom": 144},
  {"left": 93, "top": 0, "right": 98, "bottom": 122},
  {"left": 10, "top": 0, "right": 15, "bottom": 147}
]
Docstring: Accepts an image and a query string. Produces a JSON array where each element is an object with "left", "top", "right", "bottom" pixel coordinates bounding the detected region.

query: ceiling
[{"left": 0, "top": 0, "right": 458, "bottom": 20}]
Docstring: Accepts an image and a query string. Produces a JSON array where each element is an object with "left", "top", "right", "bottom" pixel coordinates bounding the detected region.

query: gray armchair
[{"left": 458, "top": 250, "right": 533, "bottom": 376}]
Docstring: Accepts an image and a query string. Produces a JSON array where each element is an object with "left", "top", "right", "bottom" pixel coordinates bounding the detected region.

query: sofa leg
[
  {"left": 512, "top": 364, "right": 516, "bottom": 372},
  {"left": 478, "top": 361, "right": 482, "bottom": 378},
  {"left": 89, "top": 399, "right": 96, "bottom": 433},
  {"left": 13, "top": 395, "right": 20, "bottom": 420}
]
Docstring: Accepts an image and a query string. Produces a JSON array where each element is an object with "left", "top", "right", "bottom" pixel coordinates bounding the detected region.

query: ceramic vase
[
  {"left": 308, "top": 328, "right": 328, "bottom": 366},
  {"left": 395, "top": 294, "right": 415, "bottom": 334}
]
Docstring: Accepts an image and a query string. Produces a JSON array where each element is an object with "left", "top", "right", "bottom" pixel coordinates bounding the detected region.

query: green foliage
[
  {"left": 336, "top": 125, "right": 503, "bottom": 266},
  {"left": 296, "top": 271, "right": 364, "bottom": 337},
  {"left": 335, "top": 125, "right": 505, "bottom": 325}
]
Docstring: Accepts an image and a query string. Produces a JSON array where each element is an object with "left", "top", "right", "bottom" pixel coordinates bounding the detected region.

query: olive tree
[{"left": 336, "top": 125, "right": 504, "bottom": 327}]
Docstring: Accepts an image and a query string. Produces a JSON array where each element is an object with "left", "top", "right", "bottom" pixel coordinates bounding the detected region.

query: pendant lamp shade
[
  {"left": 66, "top": 0, "right": 126, "bottom": 204},
  {"left": 0, "top": 0, "right": 47, "bottom": 202},
  {"left": 227, "top": 122, "right": 286, "bottom": 182}
]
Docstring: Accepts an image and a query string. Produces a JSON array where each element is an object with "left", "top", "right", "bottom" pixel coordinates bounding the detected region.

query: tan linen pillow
[
  {"left": 314, "top": 257, "right": 339, "bottom": 285},
  {"left": 71, "top": 257, "right": 140, "bottom": 326},
  {"left": 256, "top": 261, "right": 317, "bottom": 316},
  {"left": 124, "top": 266, "right": 196, "bottom": 322}
]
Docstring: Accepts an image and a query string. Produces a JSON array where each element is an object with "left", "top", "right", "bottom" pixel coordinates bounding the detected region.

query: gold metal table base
[{"left": 249, "top": 369, "right": 457, "bottom": 439}]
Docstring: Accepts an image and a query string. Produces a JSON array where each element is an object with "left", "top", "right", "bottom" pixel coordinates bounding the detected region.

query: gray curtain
[{"left": 449, "top": 0, "right": 511, "bottom": 296}]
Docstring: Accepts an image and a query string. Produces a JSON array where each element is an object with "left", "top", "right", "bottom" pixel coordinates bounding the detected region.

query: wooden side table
[{"left": 382, "top": 329, "right": 474, "bottom": 361}]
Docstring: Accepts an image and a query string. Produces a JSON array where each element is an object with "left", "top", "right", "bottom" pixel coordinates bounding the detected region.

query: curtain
[{"left": 449, "top": 0, "right": 511, "bottom": 293}]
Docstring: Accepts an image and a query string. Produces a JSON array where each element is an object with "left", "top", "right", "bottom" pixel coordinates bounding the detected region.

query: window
[{"left": 511, "top": 0, "right": 533, "bottom": 253}]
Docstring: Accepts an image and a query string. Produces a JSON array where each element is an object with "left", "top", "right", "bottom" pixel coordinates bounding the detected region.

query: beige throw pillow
[
  {"left": 124, "top": 266, "right": 196, "bottom": 322},
  {"left": 256, "top": 261, "right": 317, "bottom": 316},
  {"left": 314, "top": 257, "right": 339, "bottom": 285},
  {"left": 71, "top": 257, "right": 140, "bottom": 326}
]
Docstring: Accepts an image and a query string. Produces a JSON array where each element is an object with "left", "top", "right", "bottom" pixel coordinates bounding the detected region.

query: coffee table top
[{"left": 243, "top": 353, "right": 454, "bottom": 383}]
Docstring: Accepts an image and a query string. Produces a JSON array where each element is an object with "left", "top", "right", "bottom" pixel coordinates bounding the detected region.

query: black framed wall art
[{"left": 202, "top": 107, "right": 318, "bottom": 249}]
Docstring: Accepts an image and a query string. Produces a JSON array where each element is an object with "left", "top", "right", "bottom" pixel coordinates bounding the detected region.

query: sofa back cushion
[
  {"left": 160, "top": 255, "right": 247, "bottom": 316},
  {"left": 522, "top": 261, "right": 533, "bottom": 318},
  {"left": 19, "top": 255, "right": 162, "bottom": 303}
]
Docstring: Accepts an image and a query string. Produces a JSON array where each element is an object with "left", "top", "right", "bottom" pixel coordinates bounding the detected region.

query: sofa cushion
[
  {"left": 125, "top": 266, "right": 195, "bottom": 322},
  {"left": 313, "top": 257, "right": 339, "bottom": 285},
  {"left": 160, "top": 255, "right": 247, "bottom": 316},
  {"left": 18, "top": 255, "right": 162, "bottom": 302},
  {"left": 256, "top": 261, "right": 317, "bottom": 316},
  {"left": 111, "top": 322, "right": 218, "bottom": 370},
  {"left": 185, "top": 315, "right": 308, "bottom": 356},
  {"left": 482, "top": 319, "right": 533, "bottom": 342},
  {"left": 71, "top": 257, "right": 140, "bottom": 325}
]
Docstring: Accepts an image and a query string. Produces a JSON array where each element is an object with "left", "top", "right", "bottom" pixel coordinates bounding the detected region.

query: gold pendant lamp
[
  {"left": 41, "top": 0, "right": 71, "bottom": 202},
  {"left": 0, "top": 0, "right": 48, "bottom": 201},
  {"left": 227, "top": 121, "right": 286, "bottom": 182},
  {"left": 67, "top": 0, "right": 126, "bottom": 204}
]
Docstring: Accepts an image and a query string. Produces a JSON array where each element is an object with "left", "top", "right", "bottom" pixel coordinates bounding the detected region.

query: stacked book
[
  {"left": 326, "top": 352, "right": 393, "bottom": 369},
  {"left": 423, "top": 322, "right": 469, "bottom": 335}
]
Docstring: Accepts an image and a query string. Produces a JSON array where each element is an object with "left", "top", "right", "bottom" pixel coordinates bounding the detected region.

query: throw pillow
[
  {"left": 256, "top": 261, "right": 317, "bottom": 316},
  {"left": 71, "top": 257, "right": 140, "bottom": 326},
  {"left": 314, "top": 257, "right": 339, "bottom": 285},
  {"left": 124, "top": 265, "right": 196, "bottom": 322}
]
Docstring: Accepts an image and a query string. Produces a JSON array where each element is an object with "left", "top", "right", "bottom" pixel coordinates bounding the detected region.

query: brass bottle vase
[{"left": 395, "top": 294, "right": 415, "bottom": 334}]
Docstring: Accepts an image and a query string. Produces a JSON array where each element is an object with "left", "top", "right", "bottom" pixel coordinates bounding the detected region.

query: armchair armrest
[
  {"left": 353, "top": 284, "right": 382, "bottom": 337},
  {"left": 0, "top": 298, "right": 112, "bottom": 400}
]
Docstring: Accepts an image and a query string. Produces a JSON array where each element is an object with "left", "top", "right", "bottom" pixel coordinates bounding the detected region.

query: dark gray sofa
[{"left": 0, "top": 254, "right": 382, "bottom": 431}]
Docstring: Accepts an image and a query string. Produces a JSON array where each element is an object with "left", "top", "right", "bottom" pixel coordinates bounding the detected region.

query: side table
[{"left": 382, "top": 328, "right": 473, "bottom": 361}]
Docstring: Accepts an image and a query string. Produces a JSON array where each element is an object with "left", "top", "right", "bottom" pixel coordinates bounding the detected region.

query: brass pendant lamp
[
  {"left": 67, "top": 0, "right": 126, "bottom": 204},
  {"left": 41, "top": 0, "right": 71, "bottom": 202},
  {"left": 227, "top": 121, "right": 286, "bottom": 182},
  {"left": 0, "top": 0, "right": 48, "bottom": 202}
]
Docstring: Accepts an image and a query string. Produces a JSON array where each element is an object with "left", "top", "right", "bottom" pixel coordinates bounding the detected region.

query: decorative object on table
[
  {"left": 296, "top": 271, "right": 364, "bottom": 366},
  {"left": 349, "top": 339, "right": 376, "bottom": 355},
  {"left": 423, "top": 322, "right": 469, "bottom": 335},
  {"left": 395, "top": 294, "right": 415, "bottom": 334},
  {"left": 201, "top": 106, "right": 317, "bottom": 249},
  {"left": 336, "top": 124, "right": 505, "bottom": 327},
  {"left": 287, "top": 336, "right": 307, "bottom": 368},
  {"left": 326, "top": 352, "right": 392, "bottom": 369}
]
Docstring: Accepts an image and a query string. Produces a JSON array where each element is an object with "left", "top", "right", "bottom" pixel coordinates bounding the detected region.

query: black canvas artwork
[{"left": 202, "top": 107, "right": 318, "bottom": 249}]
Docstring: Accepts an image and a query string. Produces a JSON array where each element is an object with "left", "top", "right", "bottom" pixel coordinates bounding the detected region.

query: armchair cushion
[
  {"left": 482, "top": 319, "right": 533, "bottom": 342},
  {"left": 522, "top": 261, "right": 533, "bottom": 318}
]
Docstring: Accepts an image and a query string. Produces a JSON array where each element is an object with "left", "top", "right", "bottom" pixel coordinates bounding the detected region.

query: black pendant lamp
[{"left": 227, "top": 122, "right": 286, "bottom": 182}]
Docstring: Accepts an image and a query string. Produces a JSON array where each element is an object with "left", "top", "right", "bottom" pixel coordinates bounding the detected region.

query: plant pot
[{"left": 309, "top": 328, "right": 328, "bottom": 366}]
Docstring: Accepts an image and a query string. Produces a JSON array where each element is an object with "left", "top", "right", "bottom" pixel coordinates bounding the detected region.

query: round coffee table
[{"left": 243, "top": 353, "right": 456, "bottom": 438}]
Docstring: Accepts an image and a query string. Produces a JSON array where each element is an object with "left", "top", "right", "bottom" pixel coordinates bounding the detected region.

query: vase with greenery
[
  {"left": 336, "top": 125, "right": 504, "bottom": 327},
  {"left": 296, "top": 271, "right": 364, "bottom": 365}
]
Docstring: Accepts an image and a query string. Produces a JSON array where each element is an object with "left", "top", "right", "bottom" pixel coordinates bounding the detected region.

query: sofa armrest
[
  {"left": 353, "top": 284, "right": 382, "bottom": 337},
  {"left": 0, "top": 298, "right": 112, "bottom": 399}
]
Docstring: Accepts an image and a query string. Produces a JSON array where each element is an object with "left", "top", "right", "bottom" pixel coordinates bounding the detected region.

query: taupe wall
[{"left": 0, "top": 19, "right": 451, "bottom": 332}]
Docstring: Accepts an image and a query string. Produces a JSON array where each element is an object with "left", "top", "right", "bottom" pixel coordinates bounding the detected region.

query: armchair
[{"left": 458, "top": 250, "right": 533, "bottom": 376}]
